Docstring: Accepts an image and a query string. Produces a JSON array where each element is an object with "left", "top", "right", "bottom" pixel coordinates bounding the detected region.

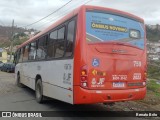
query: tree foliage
[
  {"left": 146, "top": 25, "right": 160, "bottom": 42},
  {"left": 13, "top": 33, "right": 29, "bottom": 46}
]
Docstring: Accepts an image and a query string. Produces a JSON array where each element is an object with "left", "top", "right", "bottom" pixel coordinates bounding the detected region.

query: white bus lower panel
[{"left": 43, "top": 82, "right": 73, "bottom": 104}]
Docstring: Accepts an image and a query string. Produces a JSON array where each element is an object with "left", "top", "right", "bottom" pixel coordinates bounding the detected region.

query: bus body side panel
[
  {"left": 15, "top": 63, "right": 30, "bottom": 87},
  {"left": 16, "top": 59, "right": 74, "bottom": 104},
  {"left": 42, "top": 59, "right": 74, "bottom": 104},
  {"left": 73, "top": 6, "right": 87, "bottom": 102}
]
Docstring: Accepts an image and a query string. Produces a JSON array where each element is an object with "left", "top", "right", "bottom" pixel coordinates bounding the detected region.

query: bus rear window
[{"left": 86, "top": 11, "right": 145, "bottom": 49}]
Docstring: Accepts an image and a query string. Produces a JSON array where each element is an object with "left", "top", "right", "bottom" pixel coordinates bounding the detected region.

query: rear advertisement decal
[{"left": 86, "top": 11, "right": 145, "bottom": 49}]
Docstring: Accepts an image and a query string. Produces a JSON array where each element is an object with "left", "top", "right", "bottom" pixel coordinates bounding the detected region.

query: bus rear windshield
[{"left": 86, "top": 11, "right": 145, "bottom": 49}]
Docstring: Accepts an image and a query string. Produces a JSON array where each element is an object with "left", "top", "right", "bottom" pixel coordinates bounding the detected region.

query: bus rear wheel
[{"left": 35, "top": 79, "right": 44, "bottom": 103}]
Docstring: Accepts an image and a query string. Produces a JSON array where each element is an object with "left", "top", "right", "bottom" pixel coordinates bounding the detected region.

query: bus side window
[
  {"left": 48, "top": 30, "right": 57, "bottom": 58},
  {"left": 18, "top": 48, "right": 23, "bottom": 63},
  {"left": 15, "top": 49, "right": 20, "bottom": 64},
  {"left": 23, "top": 45, "right": 29, "bottom": 62},
  {"left": 36, "top": 36, "right": 47, "bottom": 60},
  {"left": 65, "top": 20, "right": 75, "bottom": 57},
  {"left": 54, "top": 27, "right": 65, "bottom": 58},
  {"left": 29, "top": 42, "right": 37, "bottom": 60},
  {"left": 13, "top": 51, "right": 17, "bottom": 64}
]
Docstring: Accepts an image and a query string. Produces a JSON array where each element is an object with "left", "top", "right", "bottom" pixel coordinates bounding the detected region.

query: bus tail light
[
  {"left": 81, "top": 76, "right": 87, "bottom": 81},
  {"left": 80, "top": 65, "right": 88, "bottom": 88},
  {"left": 142, "top": 82, "right": 146, "bottom": 86}
]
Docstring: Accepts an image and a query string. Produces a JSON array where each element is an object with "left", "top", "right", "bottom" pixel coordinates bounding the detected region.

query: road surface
[{"left": 0, "top": 71, "right": 153, "bottom": 120}]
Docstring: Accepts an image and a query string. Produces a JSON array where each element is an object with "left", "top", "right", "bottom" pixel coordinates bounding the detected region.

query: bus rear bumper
[{"left": 73, "top": 86, "right": 146, "bottom": 104}]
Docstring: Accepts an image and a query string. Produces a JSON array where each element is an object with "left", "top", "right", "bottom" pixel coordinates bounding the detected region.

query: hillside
[
  {"left": 0, "top": 24, "right": 160, "bottom": 48},
  {"left": 0, "top": 25, "right": 35, "bottom": 47}
]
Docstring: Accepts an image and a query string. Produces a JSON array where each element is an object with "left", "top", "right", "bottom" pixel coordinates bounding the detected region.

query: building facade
[{"left": 0, "top": 48, "right": 7, "bottom": 63}]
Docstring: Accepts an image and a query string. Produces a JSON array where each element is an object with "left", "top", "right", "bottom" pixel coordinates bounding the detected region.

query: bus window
[
  {"left": 23, "top": 45, "right": 29, "bottom": 62},
  {"left": 50, "top": 30, "right": 57, "bottom": 40},
  {"left": 19, "top": 48, "right": 23, "bottom": 62},
  {"left": 48, "top": 30, "right": 57, "bottom": 58},
  {"left": 15, "top": 49, "right": 21, "bottom": 64},
  {"left": 65, "top": 20, "right": 75, "bottom": 57},
  {"left": 54, "top": 27, "right": 65, "bottom": 58},
  {"left": 37, "top": 36, "right": 47, "bottom": 60},
  {"left": 58, "top": 27, "right": 65, "bottom": 39},
  {"left": 14, "top": 51, "right": 18, "bottom": 64},
  {"left": 29, "top": 42, "right": 37, "bottom": 60}
]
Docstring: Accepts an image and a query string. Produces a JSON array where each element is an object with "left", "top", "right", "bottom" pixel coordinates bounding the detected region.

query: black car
[
  {"left": 0, "top": 63, "right": 4, "bottom": 70},
  {"left": 1, "top": 63, "right": 6, "bottom": 71},
  {"left": 1, "top": 63, "right": 15, "bottom": 73}
]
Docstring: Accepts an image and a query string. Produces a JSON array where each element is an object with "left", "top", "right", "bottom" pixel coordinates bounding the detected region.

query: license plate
[{"left": 113, "top": 82, "right": 125, "bottom": 88}]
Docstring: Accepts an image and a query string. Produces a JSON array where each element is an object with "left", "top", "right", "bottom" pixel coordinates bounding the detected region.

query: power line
[
  {"left": 34, "top": 0, "right": 92, "bottom": 30},
  {"left": 21, "top": 0, "right": 73, "bottom": 28},
  {"left": 33, "top": 0, "right": 83, "bottom": 29}
]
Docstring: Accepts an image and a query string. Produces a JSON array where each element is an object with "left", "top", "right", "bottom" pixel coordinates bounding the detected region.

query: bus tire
[
  {"left": 35, "top": 79, "right": 44, "bottom": 103},
  {"left": 17, "top": 73, "right": 24, "bottom": 88}
]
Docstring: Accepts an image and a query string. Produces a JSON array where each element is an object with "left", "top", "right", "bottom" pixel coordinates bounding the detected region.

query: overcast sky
[{"left": 0, "top": 0, "right": 159, "bottom": 30}]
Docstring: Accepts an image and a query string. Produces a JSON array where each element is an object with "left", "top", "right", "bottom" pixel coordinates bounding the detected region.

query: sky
[{"left": 0, "top": 0, "right": 159, "bottom": 30}]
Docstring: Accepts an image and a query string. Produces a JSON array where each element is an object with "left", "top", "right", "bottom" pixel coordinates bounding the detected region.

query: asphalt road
[{"left": 0, "top": 71, "right": 152, "bottom": 120}]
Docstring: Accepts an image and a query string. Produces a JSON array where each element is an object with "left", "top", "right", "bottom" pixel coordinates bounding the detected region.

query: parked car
[
  {"left": 1, "top": 63, "right": 15, "bottom": 73},
  {"left": 0, "top": 63, "right": 4, "bottom": 70},
  {"left": 0, "top": 63, "right": 6, "bottom": 71}
]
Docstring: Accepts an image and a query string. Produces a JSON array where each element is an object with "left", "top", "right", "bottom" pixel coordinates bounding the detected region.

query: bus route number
[
  {"left": 63, "top": 64, "right": 72, "bottom": 85},
  {"left": 133, "top": 61, "right": 141, "bottom": 67}
]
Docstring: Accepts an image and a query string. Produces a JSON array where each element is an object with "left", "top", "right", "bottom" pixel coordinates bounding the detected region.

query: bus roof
[{"left": 17, "top": 5, "right": 144, "bottom": 49}]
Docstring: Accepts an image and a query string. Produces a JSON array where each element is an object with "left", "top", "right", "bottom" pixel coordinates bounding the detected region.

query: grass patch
[
  {"left": 139, "top": 90, "right": 160, "bottom": 105},
  {"left": 138, "top": 80, "right": 160, "bottom": 105},
  {"left": 147, "top": 80, "right": 160, "bottom": 95},
  {"left": 147, "top": 64, "right": 160, "bottom": 79},
  {"left": 139, "top": 63, "right": 160, "bottom": 105}
]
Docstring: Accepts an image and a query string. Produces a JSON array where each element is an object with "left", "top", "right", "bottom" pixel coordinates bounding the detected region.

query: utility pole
[{"left": 10, "top": 19, "right": 14, "bottom": 62}]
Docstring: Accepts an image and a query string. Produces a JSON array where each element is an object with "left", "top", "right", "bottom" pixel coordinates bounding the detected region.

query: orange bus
[{"left": 15, "top": 5, "right": 147, "bottom": 104}]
